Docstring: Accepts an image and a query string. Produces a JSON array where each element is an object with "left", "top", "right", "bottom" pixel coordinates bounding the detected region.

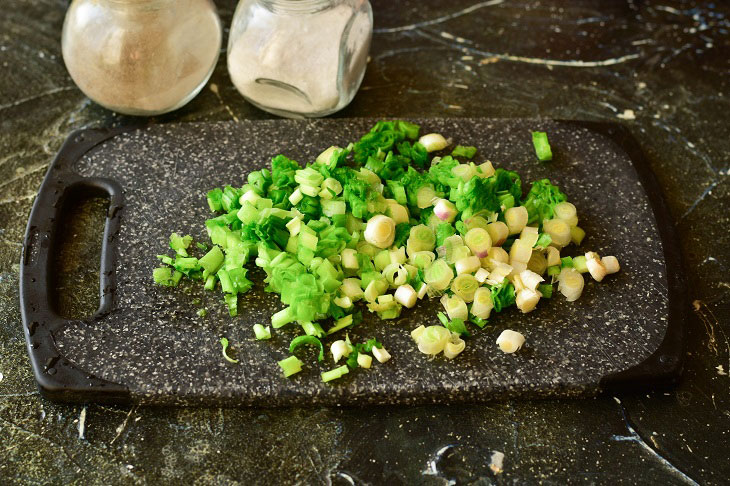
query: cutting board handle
[{"left": 20, "top": 127, "right": 134, "bottom": 403}]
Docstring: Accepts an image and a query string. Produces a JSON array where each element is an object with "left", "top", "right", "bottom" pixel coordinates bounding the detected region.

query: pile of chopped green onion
[{"left": 154, "top": 120, "right": 620, "bottom": 378}]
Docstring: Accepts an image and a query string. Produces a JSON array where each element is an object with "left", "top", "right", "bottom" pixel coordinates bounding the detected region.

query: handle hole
[{"left": 50, "top": 190, "right": 110, "bottom": 319}]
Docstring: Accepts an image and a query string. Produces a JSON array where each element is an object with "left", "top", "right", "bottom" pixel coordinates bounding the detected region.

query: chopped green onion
[
  {"left": 537, "top": 284, "right": 553, "bottom": 298},
  {"left": 504, "top": 206, "right": 528, "bottom": 235},
  {"left": 451, "top": 145, "right": 477, "bottom": 159},
  {"left": 424, "top": 259, "right": 453, "bottom": 291},
  {"left": 253, "top": 324, "right": 271, "bottom": 340},
  {"left": 496, "top": 329, "right": 525, "bottom": 353},
  {"left": 419, "top": 133, "right": 448, "bottom": 152},
  {"left": 445, "top": 317, "right": 469, "bottom": 337},
  {"left": 394, "top": 284, "right": 417, "bottom": 308},
  {"left": 357, "top": 353, "right": 372, "bottom": 368},
  {"left": 224, "top": 293, "right": 238, "bottom": 316},
  {"left": 515, "top": 288, "right": 540, "bottom": 313},
  {"left": 454, "top": 256, "right": 481, "bottom": 276},
  {"left": 278, "top": 356, "right": 303, "bottom": 377},
  {"left": 585, "top": 251, "right": 607, "bottom": 282},
  {"left": 220, "top": 337, "right": 238, "bottom": 364},
  {"left": 411, "top": 325, "right": 426, "bottom": 341},
  {"left": 444, "top": 335, "right": 466, "bottom": 359},
  {"left": 543, "top": 219, "right": 571, "bottom": 247},
  {"left": 151, "top": 119, "right": 620, "bottom": 377},
  {"left": 573, "top": 255, "right": 589, "bottom": 273},
  {"left": 411, "top": 251, "right": 437, "bottom": 270},
  {"left": 554, "top": 202, "right": 578, "bottom": 226},
  {"left": 407, "top": 225, "right": 436, "bottom": 253},
  {"left": 364, "top": 215, "right": 396, "bottom": 249},
  {"left": 271, "top": 306, "right": 295, "bottom": 328},
  {"left": 602, "top": 255, "right": 620, "bottom": 274},
  {"left": 486, "top": 221, "right": 508, "bottom": 247},
  {"left": 558, "top": 267, "right": 584, "bottom": 301},
  {"left": 199, "top": 246, "right": 224, "bottom": 274},
  {"left": 416, "top": 325, "right": 451, "bottom": 355},
  {"left": 321, "top": 365, "right": 349, "bottom": 382},
  {"left": 301, "top": 321, "right": 325, "bottom": 338},
  {"left": 470, "top": 287, "right": 494, "bottom": 319},
  {"left": 433, "top": 199, "right": 457, "bottom": 222},
  {"left": 374, "top": 250, "right": 392, "bottom": 271},
  {"left": 330, "top": 340, "right": 353, "bottom": 362},
  {"left": 441, "top": 294, "right": 469, "bottom": 320},
  {"left": 451, "top": 274, "right": 479, "bottom": 302},
  {"left": 531, "top": 131, "right": 553, "bottom": 161},
  {"left": 372, "top": 345, "right": 391, "bottom": 363},
  {"left": 571, "top": 226, "right": 586, "bottom": 246},
  {"left": 452, "top": 164, "right": 476, "bottom": 182},
  {"left": 527, "top": 251, "right": 547, "bottom": 276},
  {"left": 327, "top": 314, "right": 354, "bottom": 335},
  {"left": 464, "top": 228, "right": 492, "bottom": 258},
  {"left": 289, "top": 335, "right": 324, "bottom": 361},
  {"left": 153, "top": 267, "right": 174, "bottom": 286},
  {"left": 197, "top": 308, "right": 208, "bottom": 317},
  {"left": 534, "top": 233, "right": 552, "bottom": 249},
  {"left": 207, "top": 188, "right": 223, "bottom": 212}
]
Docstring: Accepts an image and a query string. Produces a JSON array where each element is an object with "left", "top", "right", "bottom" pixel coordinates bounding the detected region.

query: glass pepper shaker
[
  {"left": 227, "top": 0, "right": 373, "bottom": 118},
  {"left": 62, "top": 0, "right": 222, "bottom": 116}
]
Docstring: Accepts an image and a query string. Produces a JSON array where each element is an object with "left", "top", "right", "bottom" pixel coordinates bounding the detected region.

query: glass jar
[
  {"left": 227, "top": 0, "right": 372, "bottom": 118},
  {"left": 62, "top": 0, "right": 222, "bottom": 116}
]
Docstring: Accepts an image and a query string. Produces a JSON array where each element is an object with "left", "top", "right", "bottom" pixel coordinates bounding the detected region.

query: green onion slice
[
  {"left": 289, "top": 335, "right": 324, "bottom": 361},
  {"left": 220, "top": 337, "right": 239, "bottom": 364},
  {"left": 531, "top": 131, "right": 553, "bottom": 161}
]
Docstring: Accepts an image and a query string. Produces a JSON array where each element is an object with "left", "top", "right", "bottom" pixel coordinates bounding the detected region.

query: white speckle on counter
[
  {"left": 78, "top": 407, "right": 87, "bottom": 440},
  {"left": 717, "top": 365, "right": 727, "bottom": 376},
  {"left": 489, "top": 451, "right": 505, "bottom": 474},
  {"left": 0, "top": 372, "right": 3, "bottom": 382},
  {"left": 617, "top": 109, "right": 636, "bottom": 120}
]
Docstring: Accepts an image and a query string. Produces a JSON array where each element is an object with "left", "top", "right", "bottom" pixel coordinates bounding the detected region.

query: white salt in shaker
[
  {"left": 62, "top": 0, "right": 222, "bottom": 116},
  {"left": 227, "top": 0, "right": 373, "bottom": 118}
]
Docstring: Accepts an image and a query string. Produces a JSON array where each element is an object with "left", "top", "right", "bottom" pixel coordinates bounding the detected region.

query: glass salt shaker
[
  {"left": 227, "top": 0, "right": 373, "bottom": 118},
  {"left": 62, "top": 0, "right": 222, "bottom": 116}
]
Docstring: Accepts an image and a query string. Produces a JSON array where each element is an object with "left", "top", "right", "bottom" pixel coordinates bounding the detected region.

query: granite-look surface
[
  {"left": 42, "top": 119, "right": 666, "bottom": 405},
  {"left": 1, "top": 0, "right": 728, "bottom": 484}
]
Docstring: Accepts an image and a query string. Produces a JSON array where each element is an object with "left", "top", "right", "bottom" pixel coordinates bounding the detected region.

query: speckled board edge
[{"left": 20, "top": 119, "right": 684, "bottom": 407}]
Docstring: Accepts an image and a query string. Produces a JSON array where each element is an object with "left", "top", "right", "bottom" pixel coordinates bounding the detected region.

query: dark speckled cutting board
[{"left": 20, "top": 119, "right": 684, "bottom": 406}]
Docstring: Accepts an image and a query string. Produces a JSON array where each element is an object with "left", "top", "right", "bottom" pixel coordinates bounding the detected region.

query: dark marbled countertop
[{"left": 1, "top": 0, "right": 728, "bottom": 484}]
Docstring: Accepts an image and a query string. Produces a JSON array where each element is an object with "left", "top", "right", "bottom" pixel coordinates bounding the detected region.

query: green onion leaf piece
[
  {"left": 446, "top": 318, "right": 470, "bottom": 337},
  {"left": 538, "top": 284, "right": 554, "bottom": 298},
  {"left": 153, "top": 267, "right": 173, "bottom": 286},
  {"left": 253, "top": 324, "right": 272, "bottom": 340},
  {"left": 534, "top": 233, "right": 552, "bottom": 249},
  {"left": 278, "top": 356, "right": 303, "bottom": 377},
  {"left": 220, "top": 337, "right": 239, "bottom": 364},
  {"left": 289, "top": 335, "right": 325, "bottom": 361},
  {"left": 531, "top": 131, "right": 553, "bottom": 161},
  {"left": 451, "top": 145, "right": 478, "bottom": 159},
  {"left": 321, "top": 365, "right": 350, "bottom": 383}
]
